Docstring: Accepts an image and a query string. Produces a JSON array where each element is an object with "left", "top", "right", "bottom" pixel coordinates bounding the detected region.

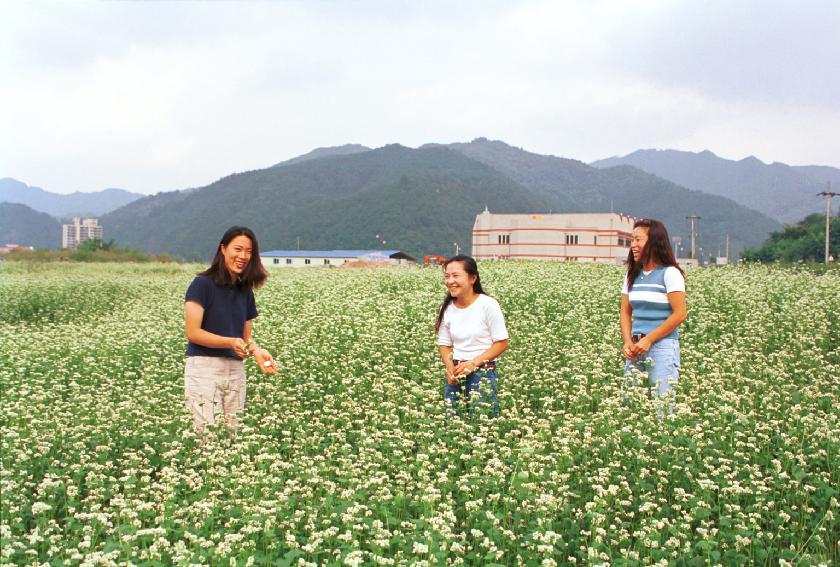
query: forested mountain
[
  {"left": 0, "top": 202, "right": 62, "bottom": 249},
  {"left": 434, "top": 139, "right": 779, "bottom": 258},
  {"left": 742, "top": 213, "right": 839, "bottom": 262},
  {"left": 0, "top": 178, "right": 143, "bottom": 218},
  {"left": 101, "top": 145, "right": 548, "bottom": 260},
  {"left": 273, "top": 144, "right": 372, "bottom": 167},
  {"left": 590, "top": 149, "right": 839, "bottom": 224},
  {"left": 99, "top": 139, "right": 783, "bottom": 261}
]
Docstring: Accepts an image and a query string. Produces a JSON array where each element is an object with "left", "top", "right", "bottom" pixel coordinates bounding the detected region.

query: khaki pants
[{"left": 184, "top": 356, "right": 246, "bottom": 435}]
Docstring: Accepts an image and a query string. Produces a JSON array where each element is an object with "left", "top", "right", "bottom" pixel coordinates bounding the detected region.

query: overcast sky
[{"left": 2, "top": 0, "right": 838, "bottom": 195}]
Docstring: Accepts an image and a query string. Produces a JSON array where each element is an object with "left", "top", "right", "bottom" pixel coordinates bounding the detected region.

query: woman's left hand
[
  {"left": 452, "top": 359, "right": 478, "bottom": 377},
  {"left": 630, "top": 336, "right": 652, "bottom": 357},
  {"left": 253, "top": 348, "right": 278, "bottom": 375}
]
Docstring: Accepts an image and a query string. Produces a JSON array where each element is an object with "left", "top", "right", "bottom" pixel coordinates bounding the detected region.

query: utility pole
[
  {"left": 817, "top": 182, "right": 837, "bottom": 264},
  {"left": 686, "top": 214, "right": 701, "bottom": 259},
  {"left": 296, "top": 236, "right": 300, "bottom": 251},
  {"left": 725, "top": 233, "right": 730, "bottom": 264}
]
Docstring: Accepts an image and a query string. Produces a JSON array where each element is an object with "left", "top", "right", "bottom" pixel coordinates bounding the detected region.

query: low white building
[
  {"left": 261, "top": 249, "right": 417, "bottom": 268},
  {"left": 0, "top": 244, "right": 34, "bottom": 254},
  {"left": 472, "top": 209, "right": 635, "bottom": 263},
  {"left": 62, "top": 217, "right": 103, "bottom": 249}
]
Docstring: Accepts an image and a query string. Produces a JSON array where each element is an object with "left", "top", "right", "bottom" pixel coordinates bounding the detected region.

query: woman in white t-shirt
[
  {"left": 435, "top": 255, "right": 509, "bottom": 416},
  {"left": 620, "top": 218, "right": 686, "bottom": 413}
]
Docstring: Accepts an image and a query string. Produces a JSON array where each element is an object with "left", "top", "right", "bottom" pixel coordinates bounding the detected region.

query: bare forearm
[
  {"left": 243, "top": 321, "right": 256, "bottom": 353},
  {"left": 620, "top": 312, "right": 633, "bottom": 343},
  {"left": 620, "top": 296, "right": 633, "bottom": 343},
  {"left": 471, "top": 339, "right": 509, "bottom": 366},
  {"left": 645, "top": 313, "right": 685, "bottom": 343},
  {"left": 186, "top": 328, "right": 238, "bottom": 350},
  {"left": 439, "top": 346, "right": 455, "bottom": 371},
  {"left": 647, "top": 292, "right": 686, "bottom": 343}
]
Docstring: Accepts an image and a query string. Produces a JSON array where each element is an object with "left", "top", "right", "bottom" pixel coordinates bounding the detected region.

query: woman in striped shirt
[{"left": 620, "top": 218, "right": 686, "bottom": 410}]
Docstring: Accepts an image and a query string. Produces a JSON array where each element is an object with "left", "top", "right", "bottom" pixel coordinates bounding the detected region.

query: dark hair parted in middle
[
  {"left": 199, "top": 225, "right": 268, "bottom": 292},
  {"left": 434, "top": 255, "right": 486, "bottom": 333},
  {"left": 626, "top": 218, "right": 684, "bottom": 291}
]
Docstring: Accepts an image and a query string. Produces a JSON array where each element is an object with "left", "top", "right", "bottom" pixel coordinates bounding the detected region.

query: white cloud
[{"left": 1, "top": 0, "right": 838, "bottom": 194}]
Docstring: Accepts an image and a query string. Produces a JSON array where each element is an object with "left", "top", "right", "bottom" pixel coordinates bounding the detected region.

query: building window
[
  {"left": 286, "top": 258, "right": 292, "bottom": 264},
  {"left": 305, "top": 259, "right": 311, "bottom": 265},
  {"left": 324, "top": 259, "right": 330, "bottom": 265},
  {"left": 273, "top": 258, "right": 279, "bottom": 264},
  {"left": 594, "top": 236, "right": 597, "bottom": 245},
  {"left": 497, "top": 234, "right": 510, "bottom": 244},
  {"left": 565, "top": 234, "right": 578, "bottom": 245}
]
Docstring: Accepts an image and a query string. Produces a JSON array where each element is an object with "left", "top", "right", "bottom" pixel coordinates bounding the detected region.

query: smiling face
[
  {"left": 220, "top": 235, "right": 253, "bottom": 279},
  {"left": 630, "top": 226, "right": 649, "bottom": 263},
  {"left": 444, "top": 260, "right": 477, "bottom": 300}
]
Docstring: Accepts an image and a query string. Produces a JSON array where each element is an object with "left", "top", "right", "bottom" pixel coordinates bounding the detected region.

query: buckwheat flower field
[{"left": 1, "top": 262, "right": 837, "bottom": 566}]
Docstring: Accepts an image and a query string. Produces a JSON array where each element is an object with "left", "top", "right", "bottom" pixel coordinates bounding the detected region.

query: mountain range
[
  {"left": 0, "top": 177, "right": 143, "bottom": 218},
  {"left": 6, "top": 139, "right": 837, "bottom": 260},
  {"left": 591, "top": 149, "right": 840, "bottom": 224},
  {"left": 95, "top": 139, "right": 779, "bottom": 260}
]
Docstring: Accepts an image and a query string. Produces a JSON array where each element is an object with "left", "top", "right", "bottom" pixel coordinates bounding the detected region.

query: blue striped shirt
[{"left": 621, "top": 266, "right": 685, "bottom": 339}]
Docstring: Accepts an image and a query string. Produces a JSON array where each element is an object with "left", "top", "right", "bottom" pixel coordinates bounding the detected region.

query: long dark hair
[
  {"left": 199, "top": 226, "right": 268, "bottom": 292},
  {"left": 626, "top": 218, "right": 683, "bottom": 291},
  {"left": 434, "top": 255, "right": 486, "bottom": 333}
]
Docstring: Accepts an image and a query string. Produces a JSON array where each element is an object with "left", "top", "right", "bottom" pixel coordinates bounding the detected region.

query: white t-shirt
[
  {"left": 621, "top": 266, "right": 685, "bottom": 295},
  {"left": 436, "top": 294, "right": 509, "bottom": 360}
]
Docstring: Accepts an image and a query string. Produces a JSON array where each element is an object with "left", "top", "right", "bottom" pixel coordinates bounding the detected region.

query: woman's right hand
[
  {"left": 231, "top": 338, "right": 249, "bottom": 359},
  {"left": 622, "top": 341, "right": 635, "bottom": 360},
  {"left": 445, "top": 368, "right": 460, "bottom": 386}
]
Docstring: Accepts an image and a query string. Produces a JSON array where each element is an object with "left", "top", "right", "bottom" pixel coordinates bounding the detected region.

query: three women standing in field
[
  {"left": 620, "top": 218, "right": 686, "bottom": 413},
  {"left": 183, "top": 219, "right": 684, "bottom": 432},
  {"left": 183, "top": 226, "right": 277, "bottom": 436}
]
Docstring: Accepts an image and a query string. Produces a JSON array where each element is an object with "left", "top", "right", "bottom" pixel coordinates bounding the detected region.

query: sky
[{"left": 1, "top": 0, "right": 838, "bottom": 195}]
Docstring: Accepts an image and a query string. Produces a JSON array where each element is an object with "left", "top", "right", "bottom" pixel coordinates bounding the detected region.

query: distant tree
[
  {"left": 77, "top": 239, "right": 102, "bottom": 252},
  {"left": 742, "top": 213, "right": 839, "bottom": 262},
  {"left": 77, "top": 238, "right": 117, "bottom": 252}
]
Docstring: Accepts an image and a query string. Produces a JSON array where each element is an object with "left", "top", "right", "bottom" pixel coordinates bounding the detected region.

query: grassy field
[{"left": 1, "top": 262, "right": 837, "bottom": 566}]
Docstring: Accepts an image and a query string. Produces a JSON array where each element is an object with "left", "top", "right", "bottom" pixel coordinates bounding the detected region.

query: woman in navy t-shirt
[{"left": 184, "top": 226, "right": 276, "bottom": 435}]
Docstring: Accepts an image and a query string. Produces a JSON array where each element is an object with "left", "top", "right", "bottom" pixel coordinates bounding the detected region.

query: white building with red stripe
[{"left": 472, "top": 209, "right": 635, "bottom": 263}]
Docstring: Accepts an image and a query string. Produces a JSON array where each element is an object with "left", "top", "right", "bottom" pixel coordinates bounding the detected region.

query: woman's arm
[
  {"left": 452, "top": 339, "right": 510, "bottom": 377},
  {"left": 439, "top": 345, "right": 458, "bottom": 385},
  {"left": 242, "top": 319, "right": 277, "bottom": 374},
  {"left": 620, "top": 295, "right": 634, "bottom": 359},
  {"left": 630, "top": 291, "right": 686, "bottom": 357},
  {"left": 184, "top": 301, "right": 248, "bottom": 357}
]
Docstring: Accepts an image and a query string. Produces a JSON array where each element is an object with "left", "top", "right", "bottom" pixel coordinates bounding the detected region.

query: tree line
[{"left": 742, "top": 213, "right": 839, "bottom": 263}]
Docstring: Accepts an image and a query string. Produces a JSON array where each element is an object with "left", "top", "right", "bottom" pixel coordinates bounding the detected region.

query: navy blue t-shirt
[{"left": 185, "top": 275, "right": 258, "bottom": 359}]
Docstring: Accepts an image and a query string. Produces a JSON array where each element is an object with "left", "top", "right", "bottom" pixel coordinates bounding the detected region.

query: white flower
[{"left": 412, "top": 542, "right": 429, "bottom": 555}]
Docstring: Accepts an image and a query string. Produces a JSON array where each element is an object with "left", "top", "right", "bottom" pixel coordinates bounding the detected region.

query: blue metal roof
[{"left": 261, "top": 249, "right": 404, "bottom": 259}]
